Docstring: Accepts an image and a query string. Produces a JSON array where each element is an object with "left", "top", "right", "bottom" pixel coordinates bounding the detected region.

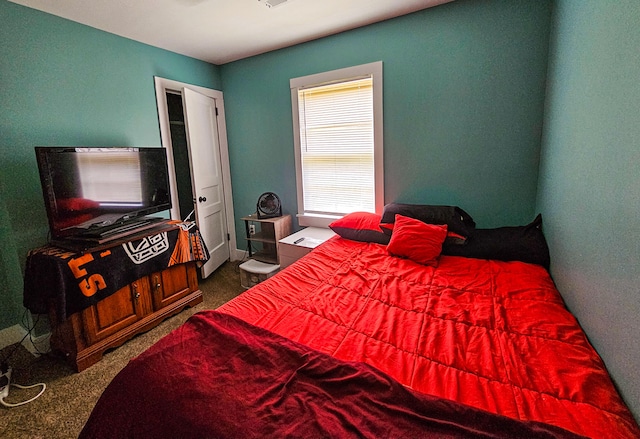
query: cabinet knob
[{"left": 132, "top": 283, "right": 140, "bottom": 301}]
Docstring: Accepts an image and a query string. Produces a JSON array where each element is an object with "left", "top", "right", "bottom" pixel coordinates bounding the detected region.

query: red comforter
[
  {"left": 80, "top": 311, "right": 585, "bottom": 438},
  {"left": 82, "top": 237, "right": 639, "bottom": 438},
  {"left": 218, "top": 237, "right": 639, "bottom": 438}
]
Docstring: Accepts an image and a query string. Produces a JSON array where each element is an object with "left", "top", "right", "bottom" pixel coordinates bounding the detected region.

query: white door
[{"left": 182, "top": 87, "right": 230, "bottom": 277}]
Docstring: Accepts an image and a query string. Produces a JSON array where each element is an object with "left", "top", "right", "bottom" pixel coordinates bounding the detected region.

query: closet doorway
[{"left": 154, "top": 77, "right": 236, "bottom": 278}]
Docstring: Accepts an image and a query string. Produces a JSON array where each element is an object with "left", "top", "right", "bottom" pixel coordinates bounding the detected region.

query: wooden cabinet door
[
  {"left": 81, "top": 277, "right": 152, "bottom": 345},
  {"left": 151, "top": 262, "right": 198, "bottom": 311}
]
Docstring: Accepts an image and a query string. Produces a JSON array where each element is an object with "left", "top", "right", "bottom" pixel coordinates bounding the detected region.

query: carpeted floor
[{"left": 0, "top": 260, "right": 245, "bottom": 439}]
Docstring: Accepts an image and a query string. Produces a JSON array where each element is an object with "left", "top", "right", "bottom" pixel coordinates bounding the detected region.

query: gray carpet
[{"left": 0, "top": 260, "right": 244, "bottom": 439}]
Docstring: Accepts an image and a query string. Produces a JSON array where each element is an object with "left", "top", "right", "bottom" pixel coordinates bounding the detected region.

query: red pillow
[
  {"left": 387, "top": 214, "right": 448, "bottom": 266},
  {"left": 329, "top": 212, "right": 390, "bottom": 244},
  {"left": 381, "top": 221, "right": 467, "bottom": 245}
]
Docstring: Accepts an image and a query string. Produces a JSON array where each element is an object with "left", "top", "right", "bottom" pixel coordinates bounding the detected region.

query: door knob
[{"left": 199, "top": 196, "right": 207, "bottom": 202}]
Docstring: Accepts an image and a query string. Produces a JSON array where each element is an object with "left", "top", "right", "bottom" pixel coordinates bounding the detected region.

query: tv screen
[{"left": 35, "top": 147, "right": 172, "bottom": 240}]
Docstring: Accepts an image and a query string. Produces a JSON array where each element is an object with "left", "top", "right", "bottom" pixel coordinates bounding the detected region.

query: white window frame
[{"left": 290, "top": 61, "right": 384, "bottom": 228}]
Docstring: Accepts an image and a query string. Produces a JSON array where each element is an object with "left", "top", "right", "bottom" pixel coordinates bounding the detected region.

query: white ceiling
[{"left": 9, "top": 0, "right": 453, "bottom": 65}]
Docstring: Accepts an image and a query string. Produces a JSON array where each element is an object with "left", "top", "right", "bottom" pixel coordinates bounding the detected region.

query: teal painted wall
[
  {"left": 538, "top": 0, "right": 640, "bottom": 419},
  {"left": 221, "top": 0, "right": 552, "bottom": 242},
  {"left": 0, "top": 0, "right": 221, "bottom": 329}
]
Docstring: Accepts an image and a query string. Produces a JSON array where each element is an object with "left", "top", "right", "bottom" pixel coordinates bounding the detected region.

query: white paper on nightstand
[{"left": 298, "top": 237, "right": 324, "bottom": 248}]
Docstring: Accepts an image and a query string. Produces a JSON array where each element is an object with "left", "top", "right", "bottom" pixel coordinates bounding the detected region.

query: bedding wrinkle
[
  {"left": 328, "top": 261, "right": 379, "bottom": 362},
  {"left": 407, "top": 260, "right": 437, "bottom": 394},
  {"left": 488, "top": 260, "right": 532, "bottom": 423}
]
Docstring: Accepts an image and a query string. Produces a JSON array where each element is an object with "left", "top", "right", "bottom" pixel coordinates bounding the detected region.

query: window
[{"left": 290, "top": 61, "right": 384, "bottom": 228}]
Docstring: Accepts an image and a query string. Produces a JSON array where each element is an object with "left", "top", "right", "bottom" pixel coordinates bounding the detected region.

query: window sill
[{"left": 297, "top": 213, "right": 341, "bottom": 228}]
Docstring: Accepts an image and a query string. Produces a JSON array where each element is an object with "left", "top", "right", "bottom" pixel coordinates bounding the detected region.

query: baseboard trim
[
  {"left": 0, "top": 324, "right": 51, "bottom": 356},
  {"left": 232, "top": 248, "right": 247, "bottom": 261},
  {"left": 0, "top": 324, "right": 27, "bottom": 351}
]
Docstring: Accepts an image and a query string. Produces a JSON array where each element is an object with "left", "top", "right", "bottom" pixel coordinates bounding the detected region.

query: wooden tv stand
[{"left": 49, "top": 261, "right": 202, "bottom": 372}]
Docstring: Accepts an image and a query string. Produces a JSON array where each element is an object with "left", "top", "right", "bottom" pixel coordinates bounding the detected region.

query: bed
[{"left": 79, "top": 206, "right": 640, "bottom": 438}]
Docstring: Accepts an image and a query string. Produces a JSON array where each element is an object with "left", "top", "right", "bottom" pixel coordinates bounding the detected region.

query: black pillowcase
[
  {"left": 380, "top": 203, "right": 476, "bottom": 238},
  {"left": 442, "top": 214, "right": 550, "bottom": 270}
]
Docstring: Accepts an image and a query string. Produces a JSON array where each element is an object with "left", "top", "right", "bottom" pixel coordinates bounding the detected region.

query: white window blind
[
  {"left": 298, "top": 77, "right": 375, "bottom": 215},
  {"left": 291, "top": 61, "right": 383, "bottom": 228}
]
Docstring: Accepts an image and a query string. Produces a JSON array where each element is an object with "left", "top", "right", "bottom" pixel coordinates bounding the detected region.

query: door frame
[{"left": 154, "top": 76, "right": 238, "bottom": 261}]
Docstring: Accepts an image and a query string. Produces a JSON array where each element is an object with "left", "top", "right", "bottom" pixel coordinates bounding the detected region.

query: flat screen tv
[{"left": 35, "top": 147, "right": 172, "bottom": 241}]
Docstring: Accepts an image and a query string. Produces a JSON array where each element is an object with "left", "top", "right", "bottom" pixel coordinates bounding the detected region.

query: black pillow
[
  {"left": 442, "top": 214, "right": 550, "bottom": 270},
  {"left": 329, "top": 212, "right": 390, "bottom": 245},
  {"left": 380, "top": 203, "right": 476, "bottom": 238}
]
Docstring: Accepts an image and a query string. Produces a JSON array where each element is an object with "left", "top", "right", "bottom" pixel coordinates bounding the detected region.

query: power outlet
[{"left": 249, "top": 224, "right": 256, "bottom": 235}]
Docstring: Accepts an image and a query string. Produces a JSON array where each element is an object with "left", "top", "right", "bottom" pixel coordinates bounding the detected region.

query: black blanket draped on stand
[{"left": 23, "top": 222, "right": 208, "bottom": 320}]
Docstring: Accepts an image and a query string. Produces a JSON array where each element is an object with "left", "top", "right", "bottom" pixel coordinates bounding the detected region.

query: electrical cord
[
  {"left": 235, "top": 247, "right": 251, "bottom": 274},
  {"left": 0, "top": 381, "right": 47, "bottom": 408},
  {"left": 0, "top": 311, "right": 48, "bottom": 408},
  {"left": 24, "top": 311, "right": 50, "bottom": 357}
]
